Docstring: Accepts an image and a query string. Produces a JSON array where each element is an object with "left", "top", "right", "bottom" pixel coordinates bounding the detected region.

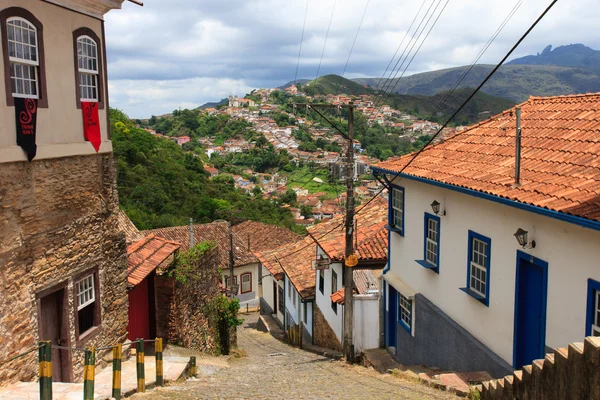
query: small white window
[
  {"left": 398, "top": 293, "right": 411, "bottom": 329},
  {"left": 425, "top": 217, "right": 439, "bottom": 266},
  {"left": 391, "top": 188, "right": 404, "bottom": 232},
  {"left": 7, "top": 17, "right": 39, "bottom": 98},
  {"left": 77, "top": 36, "right": 99, "bottom": 102},
  {"left": 77, "top": 274, "right": 95, "bottom": 310},
  {"left": 593, "top": 291, "right": 600, "bottom": 336},
  {"left": 470, "top": 238, "right": 488, "bottom": 298},
  {"left": 293, "top": 289, "right": 296, "bottom": 307}
]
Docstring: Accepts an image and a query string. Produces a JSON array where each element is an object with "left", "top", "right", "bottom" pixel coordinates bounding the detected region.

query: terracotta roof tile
[
  {"left": 307, "top": 197, "right": 388, "bottom": 262},
  {"left": 255, "top": 236, "right": 316, "bottom": 299},
  {"left": 143, "top": 221, "right": 258, "bottom": 268},
  {"left": 233, "top": 221, "right": 301, "bottom": 253},
  {"left": 376, "top": 93, "right": 600, "bottom": 222},
  {"left": 127, "top": 234, "right": 180, "bottom": 286}
]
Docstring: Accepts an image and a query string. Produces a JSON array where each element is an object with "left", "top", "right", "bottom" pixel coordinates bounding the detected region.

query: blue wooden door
[
  {"left": 388, "top": 286, "right": 397, "bottom": 348},
  {"left": 514, "top": 258, "right": 546, "bottom": 368}
]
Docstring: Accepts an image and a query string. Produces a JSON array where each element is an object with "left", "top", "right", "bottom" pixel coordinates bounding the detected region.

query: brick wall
[
  {"left": 0, "top": 155, "right": 129, "bottom": 384},
  {"left": 480, "top": 336, "right": 600, "bottom": 400},
  {"left": 313, "top": 303, "right": 343, "bottom": 352}
]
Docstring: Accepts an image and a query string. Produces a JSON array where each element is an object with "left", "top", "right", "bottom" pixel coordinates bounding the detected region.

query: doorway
[
  {"left": 38, "top": 285, "right": 71, "bottom": 382},
  {"left": 273, "top": 280, "right": 277, "bottom": 314},
  {"left": 513, "top": 251, "right": 548, "bottom": 369},
  {"left": 388, "top": 286, "right": 397, "bottom": 348}
]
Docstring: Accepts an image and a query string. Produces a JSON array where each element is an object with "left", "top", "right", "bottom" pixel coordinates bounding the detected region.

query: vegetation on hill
[
  {"left": 111, "top": 109, "right": 303, "bottom": 233},
  {"left": 299, "top": 74, "right": 371, "bottom": 96},
  {"left": 353, "top": 64, "right": 600, "bottom": 103}
]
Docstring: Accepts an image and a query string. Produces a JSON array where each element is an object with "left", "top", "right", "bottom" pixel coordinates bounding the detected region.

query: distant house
[
  {"left": 205, "top": 167, "right": 219, "bottom": 177},
  {"left": 176, "top": 136, "right": 191, "bottom": 146},
  {"left": 372, "top": 93, "right": 600, "bottom": 378},
  {"left": 307, "top": 197, "right": 388, "bottom": 354},
  {"left": 228, "top": 96, "right": 256, "bottom": 108}
]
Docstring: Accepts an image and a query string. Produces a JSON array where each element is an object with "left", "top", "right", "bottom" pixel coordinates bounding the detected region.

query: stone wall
[
  {"left": 313, "top": 304, "right": 343, "bottom": 352},
  {"left": 480, "top": 336, "right": 600, "bottom": 400},
  {"left": 163, "top": 248, "right": 220, "bottom": 353},
  {"left": 0, "top": 155, "right": 129, "bottom": 384}
]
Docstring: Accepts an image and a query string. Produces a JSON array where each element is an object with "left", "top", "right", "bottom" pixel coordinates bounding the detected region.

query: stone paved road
[{"left": 132, "top": 314, "right": 457, "bottom": 400}]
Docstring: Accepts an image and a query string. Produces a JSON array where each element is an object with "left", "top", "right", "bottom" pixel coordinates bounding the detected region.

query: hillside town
[{"left": 2, "top": 1, "right": 600, "bottom": 400}]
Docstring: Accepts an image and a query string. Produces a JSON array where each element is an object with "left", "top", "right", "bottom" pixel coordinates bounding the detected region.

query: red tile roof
[
  {"left": 331, "top": 268, "right": 381, "bottom": 305},
  {"left": 331, "top": 288, "right": 345, "bottom": 305},
  {"left": 375, "top": 93, "right": 600, "bottom": 223},
  {"left": 255, "top": 236, "right": 316, "bottom": 299},
  {"left": 143, "top": 221, "right": 258, "bottom": 268},
  {"left": 233, "top": 220, "right": 301, "bottom": 254},
  {"left": 307, "top": 197, "right": 388, "bottom": 263},
  {"left": 127, "top": 234, "right": 180, "bottom": 286}
]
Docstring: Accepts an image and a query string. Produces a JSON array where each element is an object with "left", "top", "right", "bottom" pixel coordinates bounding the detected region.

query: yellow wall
[{"left": 0, "top": 0, "right": 111, "bottom": 162}]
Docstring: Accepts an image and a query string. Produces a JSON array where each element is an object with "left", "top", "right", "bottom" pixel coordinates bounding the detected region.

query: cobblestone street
[{"left": 132, "top": 313, "right": 456, "bottom": 399}]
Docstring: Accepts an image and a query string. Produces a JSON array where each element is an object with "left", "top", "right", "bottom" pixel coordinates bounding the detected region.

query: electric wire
[
  {"left": 293, "top": 0, "right": 310, "bottom": 86},
  {"left": 356, "top": 0, "right": 559, "bottom": 216},
  {"left": 340, "top": 0, "right": 371, "bottom": 79},
  {"left": 315, "top": 0, "right": 338, "bottom": 81}
]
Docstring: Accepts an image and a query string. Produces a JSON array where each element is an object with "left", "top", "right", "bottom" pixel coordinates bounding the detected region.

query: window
[
  {"left": 398, "top": 293, "right": 412, "bottom": 333},
  {"left": 288, "top": 279, "right": 291, "bottom": 298},
  {"left": 319, "top": 269, "right": 325, "bottom": 294},
  {"left": 74, "top": 271, "right": 100, "bottom": 342},
  {"left": 586, "top": 279, "right": 600, "bottom": 337},
  {"left": 331, "top": 270, "right": 338, "bottom": 314},
  {"left": 240, "top": 273, "right": 252, "bottom": 294},
  {"left": 293, "top": 289, "right": 296, "bottom": 307},
  {"left": 73, "top": 28, "right": 104, "bottom": 108},
  {"left": 1, "top": 8, "right": 47, "bottom": 107},
  {"left": 390, "top": 186, "right": 405, "bottom": 235},
  {"left": 225, "top": 275, "right": 238, "bottom": 294},
  {"left": 278, "top": 286, "right": 284, "bottom": 314},
  {"left": 461, "top": 231, "right": 491, "bottom": 305},
  {"left": 417, "top": 213, "right": 441, "bottom": 272}
]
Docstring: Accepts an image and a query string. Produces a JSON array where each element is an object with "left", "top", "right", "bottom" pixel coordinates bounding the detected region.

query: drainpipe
[
  {"left": 515, "top": 107, "right": 522, "bottom": 186},
  {"left": 189, "top": 218, "right": 194, "bottom": 247}
]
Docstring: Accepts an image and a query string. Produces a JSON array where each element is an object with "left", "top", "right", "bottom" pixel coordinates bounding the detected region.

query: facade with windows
[
  {"left": 0, "top": 0, "right": 128, "bottom": 384},
  {"left": 374, "top": 93, "right": 600, "bottom": 378}
]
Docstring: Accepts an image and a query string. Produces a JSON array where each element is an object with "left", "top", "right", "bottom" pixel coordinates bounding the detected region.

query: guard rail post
[
  {"left": 83, "top": 347, "right": 96, "bottom": 400},
  {"left": 112, "top": 344, "right": 122, "bottom": 400},
  {"left": 136, "top": 339, "right": 145, "bottom": 393},
  {"left": 38, "top": 341, "right": 52, "bottom": 400},
  {"left": 155, "top": 338, "right": 164, "bottom": 387}
]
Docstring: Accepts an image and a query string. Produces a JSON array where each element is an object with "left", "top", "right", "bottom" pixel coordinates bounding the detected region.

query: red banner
[
  {"left": 15, "top": 97, "right": 38, "bottom": 161},
  {"left": 81, "top": 102, "right": 101, "bottom": 152}
]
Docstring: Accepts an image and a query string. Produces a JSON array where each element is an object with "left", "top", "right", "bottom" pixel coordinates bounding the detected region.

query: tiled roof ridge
[
  {"left": 127, "top": 233, "right": 156, "bottom": 254},
  {"left": 527, "top": 92, "right": 600, "bottom": 102},
  {"left": 128, "top": 236, "right": 181, "bottom": 269}
]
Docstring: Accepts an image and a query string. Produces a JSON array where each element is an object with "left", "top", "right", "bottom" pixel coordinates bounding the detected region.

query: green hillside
[
  {"left": 300, "top": 74, "right": 372, "bottom": 96},
  {"left": 354, "top": 64, "right": 600, "bottom": 103}
]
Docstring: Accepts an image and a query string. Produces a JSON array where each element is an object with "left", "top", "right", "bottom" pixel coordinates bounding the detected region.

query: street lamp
[
  {"left": 430, "top": 200, "right": 445, "bottom": 216},
  {"left": 514, "top": 228, "right": 536, "bottom": 249}
]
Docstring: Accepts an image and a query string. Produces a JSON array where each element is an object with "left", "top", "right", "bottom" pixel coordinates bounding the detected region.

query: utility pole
[
  {"left": 229, "top": 220, "right": 235, "bottom": 299},
  {"left": 292, "top": 102, "right": 356, "bottom": 362}
]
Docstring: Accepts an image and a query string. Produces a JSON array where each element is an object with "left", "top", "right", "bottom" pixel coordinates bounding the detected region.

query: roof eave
[{"left": 371, "top": 166, "right": 600, "bottom": 233}]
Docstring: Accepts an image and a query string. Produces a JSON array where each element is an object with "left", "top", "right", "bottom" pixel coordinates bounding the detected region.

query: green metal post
[
  {"left": 155, "top": 338, "right": 164, "bottom": 387},
  {"left": 83, "top": 347, "right": 95, "bottom": 400},
  {"left": 112, "top": 344, "right": 122, "bottom": 400},
  {"left": 38, "top": 341, "right": 52, "bottom": 400},
  {"left": 190, "top": 356, "right": 196, "bottom": 377},
  {"left": 136, "top": 339, "right": 145, "bottom": 393}
]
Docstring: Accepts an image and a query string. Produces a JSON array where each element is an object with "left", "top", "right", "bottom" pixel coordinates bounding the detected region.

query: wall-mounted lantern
[
  {"left": 430, "top": 200, "right": 446, "bottom": 216},
  {"left": 514, "top": 228, "right": 536, "bottom": 249}
]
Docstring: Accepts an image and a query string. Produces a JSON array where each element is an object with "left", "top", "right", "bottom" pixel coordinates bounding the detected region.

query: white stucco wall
[
  {"left": 315, "top": 249, "right": 344, "bottom": 342},
  {"left": 222, "top": 263, "right": 259, "bottom": 305},
  {"left": 283, "top": 274, "right": 313, "bottom": 336},
  {"left": 388, "top": 175, "right": 600, "bottom": 365},
  {"left": 0, "top": 0, "right": 112, "bottom": 163},
  {"left": 353, "top": 295, "right": 380, "bottom": 352}
]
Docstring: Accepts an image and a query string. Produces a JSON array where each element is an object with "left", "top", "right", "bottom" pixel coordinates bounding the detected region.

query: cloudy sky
[{"left": 104, "top": 0, "right": 599, "bottom": 118}]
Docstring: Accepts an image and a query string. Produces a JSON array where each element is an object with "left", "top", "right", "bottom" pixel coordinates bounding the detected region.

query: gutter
[{"left": 371, "top": 166, "right": 600, "bottom": 233}]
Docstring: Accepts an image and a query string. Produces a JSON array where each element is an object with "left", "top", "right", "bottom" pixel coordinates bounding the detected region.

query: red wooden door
[{"left": 128, "top": 278, "right": 150, "bottom": 341}]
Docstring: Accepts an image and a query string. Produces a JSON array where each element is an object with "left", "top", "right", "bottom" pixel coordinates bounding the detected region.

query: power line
[
  {"left": 357, "top": 0, "right": 559, "bottom": 216},
  {"left": 340, "top": 0, "right": 371, "bottom": 79},
  {"left": 294, "top": 0, "right": 310, "bottom": 86},
  {"left": 315, "top": 0, "right": 338, "bottom": 81}
]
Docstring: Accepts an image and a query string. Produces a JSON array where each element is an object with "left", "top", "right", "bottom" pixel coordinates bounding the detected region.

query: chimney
[
  {"left": 189, "top": 218, "right": 194, "bottom": 247},
  {"left": 515, "top": 107, "right": 522, "bottom": 186}
]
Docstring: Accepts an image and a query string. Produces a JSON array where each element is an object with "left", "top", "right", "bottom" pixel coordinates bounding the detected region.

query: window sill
[
  {"left": 398, "top": 320, "right": 411, "bottom": 334},
  {"left": 76, "top": 324, "right": 103, "bottom": 348},
  {"left": 415, "top": 260, "right": 439, "bottom": 273},
  {"left": 459, "top": 287, "right": 488, "bottom": 306},
  {"left": 385, "top": 225, "right": 403, "bottom": 235}
]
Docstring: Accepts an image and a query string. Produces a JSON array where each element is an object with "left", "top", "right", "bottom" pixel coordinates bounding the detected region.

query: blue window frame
[
  {"left": 460, "top": 230, "right": 491, "bottom": 306},
  {"left": 397, "top": 292, "right": 412, "bottom": 333},
  {"left": 388, "top": 185, "right": 405, "bottom": 236},
  {"left": 586, "top": 279, "right": 600, "bottom": 337},
  {"left": 416, "top": 213, "right": 440, "bottom": 273}
]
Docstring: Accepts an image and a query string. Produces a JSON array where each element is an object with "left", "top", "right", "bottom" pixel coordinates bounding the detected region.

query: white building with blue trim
[{"left": 372, "top": 93, "right": 600, "bottom": 378}]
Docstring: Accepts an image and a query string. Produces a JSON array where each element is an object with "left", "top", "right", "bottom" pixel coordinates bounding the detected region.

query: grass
[{"left": 285, "top": 167, "right": 344, "bottom": 199}]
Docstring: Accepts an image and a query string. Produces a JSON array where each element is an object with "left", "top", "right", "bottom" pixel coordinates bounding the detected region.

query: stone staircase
[{"left": 480, "top": 336, "right": 600, "bottom": 400}]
